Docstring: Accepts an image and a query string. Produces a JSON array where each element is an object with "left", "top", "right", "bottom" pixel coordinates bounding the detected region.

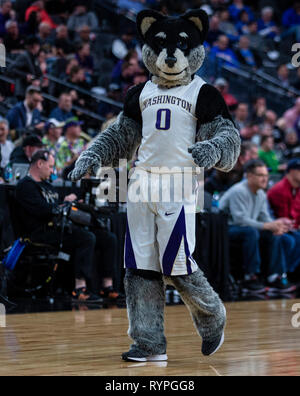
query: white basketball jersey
[{"left": 136, "top": 75, "right": 206, "bottom": 173}]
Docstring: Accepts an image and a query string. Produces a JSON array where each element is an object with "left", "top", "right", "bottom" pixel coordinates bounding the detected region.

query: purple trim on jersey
[
  {"left": 125, "top": 219, "right": 137, "bottom": 269},
  {"left": 162, "top": 207, "right": 193, "bottom": 275}
]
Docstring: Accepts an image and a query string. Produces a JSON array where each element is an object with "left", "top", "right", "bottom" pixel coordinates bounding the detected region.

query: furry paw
[
  {"left": 188, "top": 141, "right": 221, "bottom": 169},
  {"left": 68, "top": 153, "right": 101, "bottom": 181}
]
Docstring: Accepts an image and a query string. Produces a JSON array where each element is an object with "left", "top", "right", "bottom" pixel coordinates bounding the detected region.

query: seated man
[
  {"left": 6, "top": 86, "right": 44, "bottom": 138},
  {"left": 268, "top": 159, "right": 300, "bottom": 275},
  {"left": 15, "top": 150, "right": 101, "bottom": 303},
  {"left": 56, "top": 119, "right": 86, "bottom": 179},
  {"left": 49, "top": 93, "right": 75, "bottom": 122},
  {"left": 9, "top": 134, "right": 44, "bottom": 166},
  {"left": 220, "top": 159, "right": 296, "bottom": 293},
  {"left": 42, "top": 118, "right": 65, "bottom": 152}
]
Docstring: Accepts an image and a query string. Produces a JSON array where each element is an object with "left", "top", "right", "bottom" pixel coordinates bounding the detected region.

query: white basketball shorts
[{"left": 124, "top": 169, "right": 200, "bottom": 276}]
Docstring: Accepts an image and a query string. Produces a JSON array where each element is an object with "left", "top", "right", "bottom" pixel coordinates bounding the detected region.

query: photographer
[{"left": 15, "top": 150, "right": 101, "bottom": 303}]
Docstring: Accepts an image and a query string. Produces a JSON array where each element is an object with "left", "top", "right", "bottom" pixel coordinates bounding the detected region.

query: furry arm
[
  {"left": 68, "top": 84, "right": 145, "bottom": 181},
  {"left": 189, "top": 84, "right": 241, "bottom": 172}
]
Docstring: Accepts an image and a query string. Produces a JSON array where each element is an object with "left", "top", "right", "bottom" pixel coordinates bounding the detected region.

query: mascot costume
[{"left": 69, "top": 9, "right": 241, "bottom": 361}]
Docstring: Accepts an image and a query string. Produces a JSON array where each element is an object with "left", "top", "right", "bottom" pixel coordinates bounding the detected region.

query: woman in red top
[
  {"left": 25, "top": 1, "right": 56, "bottom": 29},
  {"left": 268, "top": 159, "right": 300, "bottom": 229},
  {"left": 268, "top": 159, "right": 300, "bottom": 274}
]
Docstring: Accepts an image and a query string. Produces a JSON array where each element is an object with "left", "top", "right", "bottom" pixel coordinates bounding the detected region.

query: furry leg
[
  {"left": 124, "top": 269, "right": 167, "bottom": 355},
  {"left": 164, "top": 269, "right": 226, "bottom": 341}
]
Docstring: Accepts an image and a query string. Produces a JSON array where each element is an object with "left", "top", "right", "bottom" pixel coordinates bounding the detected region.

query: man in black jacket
[
  {"left": 10, "top": 36, "right": 42, "bottom": 99},
  {"left": 15, "top": 149, "right": 101, "bottom": 302}
]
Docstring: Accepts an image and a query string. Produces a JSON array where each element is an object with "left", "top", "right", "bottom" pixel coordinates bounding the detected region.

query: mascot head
[{"left": 136, "top": 9, "right": 209, "bottom": 88}]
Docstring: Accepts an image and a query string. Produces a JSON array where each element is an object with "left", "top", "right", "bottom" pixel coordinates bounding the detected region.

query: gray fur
[
  {"left": 188, "top": 45, "right": 206, "bottom": 75},
  {"left": 69, "top": 112, "right": 142, "bottom": 181},
  {"left": 189, "top": 116, "right": 241, "bottom": 172},
  {"left": 142, "top": 44, "right": 206, "bottom": 88},
  {"left": 164, "top": 269, "right": 226, "bottom": 341},
  {"left": 124, "top": 270, "right": 167, "bottom": 355}
]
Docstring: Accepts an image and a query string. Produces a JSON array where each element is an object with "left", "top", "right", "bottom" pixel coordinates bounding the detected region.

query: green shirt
[
  {"left": 56, "top": 137, "right": 86, "bottom": 172},
  {"left": 258, "top": 149, "right": 279, "bottom": 174},
  {"left": 42, "top": 136, "right": 58, "bottom": 153}
]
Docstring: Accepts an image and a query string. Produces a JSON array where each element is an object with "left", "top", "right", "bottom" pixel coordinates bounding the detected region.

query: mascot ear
[
  {"left": 181, "top": 9, "right": 209, "bottom": 43},
  {"left": 136, "top": 10, "right": 166, "bottom": 41}
]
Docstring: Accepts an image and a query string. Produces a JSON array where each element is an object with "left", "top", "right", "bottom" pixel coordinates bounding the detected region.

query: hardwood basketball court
[{"left": 0, "top": 299, "right": 300, "bottom": 376}]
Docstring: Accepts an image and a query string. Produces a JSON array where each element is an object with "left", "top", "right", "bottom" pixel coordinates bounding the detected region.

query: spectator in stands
[
  {"left": 56, "top": 119, "right": 86, "bottom": 178},
  {"left": 220, "top": 159, "right": 296, "bottom": 293},
  {"left": 15, "top": 150, "right": 101, "bottom": 303},
  {"left": 258, "top": 135, "right": 287, "bottom": 174},
  {"left": 9, "top": 134, "right": 44, "bottom": 165},
  {"left": 273, "top": 118, "right": 288, "bottom": 145},
  {"left": 10, "top": 36, "right": 42, "bottom": 100},
  {"left": 240, "top": 122, "right": 261, "bottom": 144},
  {"left": 277, "top": 64, "right": 291, "bottom": 89},
  {"left": 228, "top": 0, "right": 254, "bottom": 23},
  {"left": 262, "top": 110, "right": 278, "bottom": 134},
  {"left": 42, "top": 118, "right": 65, "bottom": 152},
  {"left": 235, "top": 10, "right": 252, "bottom": 35},
  {"left": 268, "top": 159, "right": 300, "bottom": 274},
  {"left": 283, "top": 97, "right": 300, "bottom": 129},
  {"left": 112, "top": 27, "right": 141, "bottom": 61},
  {"left": 25, "top": 1, "right": 56, "bottom": 30},
  {"left": 3, "top": 20, "right": 25, "bottom": 54},
  {"left": 235, "top": 35, "right": 261, "bottom": 69},
  {"left": 98, "top": 83, "right": 123, "bottom": 120},
  {"left": 67, "top": 2, "right": 98, "bottom": 33},
  {"left": 0, "top": 119, "right": 14, "bottom": 171},
  {"left": 37, "top": 22, "right": 53, "bottom": 49},
  {"left": 214, "top": 78, "right": 238, "bottom": 112},
  {"left": 251, "top": 97, "right": 267, "bottom": 125},
  {"left": 67, "top": 65, "right": 91, "bottom": 106},
  {"left": 50, "top": 42, "right": 69, "bottom": 82},
  {"left": 49, "top": 93, "right": 75, "bottom": 122},
  {"left": 209, "top": 35, "right": 240, "bottom": 68},
  {"left": 74, "top": 25, "right": 95, "bottom": 46},
  {"left": 268, "top": 158, "right": 300, "bottom": 228},
  {"left": 0, "top": 0, "right": 14, "bottom": 37},
  {"left": 282, "top": 1, "right": 300, "bottom": 41},
  {"left": 283, "top": 130, "right": 300, "bottom": 160},
  {"left": 54, "top": 24, "right": 74, "bottom": 53},
  {"left": 75, "top": 43, "right": 94, "bottom": 75},
  {"left": 245, "top": 20, "right": 266, "bottom": 52},
  {"left": 234, "top": 102, "right": 249, "bottom": 131},
  {"left": 7, "top": 86, "right": 44, "bottom": 137},
  {"left": 218, "top": 8, "right": 239, "bottom": 42},
  {"left": 257, "top": 6, "right": 279, "bottom": 40},
  {"left": 206, "top": 15, "right": 223, "bottom": 47}
]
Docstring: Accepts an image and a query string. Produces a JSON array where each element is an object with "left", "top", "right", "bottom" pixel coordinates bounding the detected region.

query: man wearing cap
[
  {"left": 56, "top": 119, "right": 86, "bottom": 178},
  {"left": 268, "top": 159, "right": 300, "bottom": 274},
  {"left": 42, "top": 119, "right": 65, "bottom": 152},
  {"left": 9, "top": 134, "right": 44, "bottom": 166}
]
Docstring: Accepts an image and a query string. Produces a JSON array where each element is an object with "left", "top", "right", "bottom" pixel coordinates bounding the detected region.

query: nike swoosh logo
[{"left": 165, "top": 212, "right": 175, "bottom": 216}]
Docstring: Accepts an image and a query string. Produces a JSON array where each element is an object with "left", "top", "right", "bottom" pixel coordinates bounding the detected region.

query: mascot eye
[
  {"left": 156, "top": 37, "right": 166, "bottom": 48},
  {"left": 178, "top": 39, "right": 188, "bottom": 51}
]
